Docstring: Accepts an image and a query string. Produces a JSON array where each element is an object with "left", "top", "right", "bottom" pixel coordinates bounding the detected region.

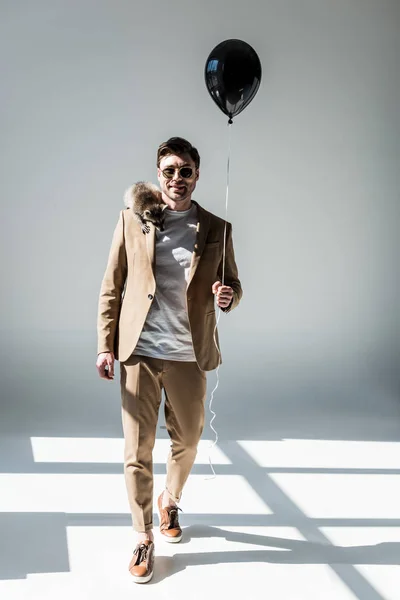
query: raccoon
[{"left": 123, "top": 181, "right": 167, "bottom": 234}]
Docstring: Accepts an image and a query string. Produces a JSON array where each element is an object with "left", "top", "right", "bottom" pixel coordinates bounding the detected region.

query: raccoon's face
[{"left": 143, "top": 205, "right": 166, "bottom": 231}]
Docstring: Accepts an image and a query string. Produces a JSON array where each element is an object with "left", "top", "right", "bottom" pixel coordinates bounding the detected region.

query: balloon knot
[{"left": 228, "top": 117, "right": 233, "bottom": 125}]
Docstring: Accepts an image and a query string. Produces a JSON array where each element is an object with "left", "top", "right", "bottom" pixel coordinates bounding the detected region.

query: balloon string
[{"left": 205, "top": 120, "right": 232, "bottom": 480}]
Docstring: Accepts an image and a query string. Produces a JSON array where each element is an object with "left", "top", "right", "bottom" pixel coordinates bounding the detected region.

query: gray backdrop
[{"left": 1, "top": 0, "right": 399, "bottom": 443}]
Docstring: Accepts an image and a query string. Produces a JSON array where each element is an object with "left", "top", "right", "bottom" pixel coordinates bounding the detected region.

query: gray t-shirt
[{"left": 132, "top": 203, "right": 198, "bottom": 361}]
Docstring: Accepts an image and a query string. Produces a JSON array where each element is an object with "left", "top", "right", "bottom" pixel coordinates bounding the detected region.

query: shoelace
[
  {"left": 168, "top": 506, "right": 182, "bottom": 529},
  {"left": 134, "top": 543, "right": 149, "bottom": 565}
]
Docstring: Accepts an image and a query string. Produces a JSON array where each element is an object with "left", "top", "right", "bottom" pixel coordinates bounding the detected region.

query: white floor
[{"left": 1, "top": 437, "right": 400, "bottom": 600}]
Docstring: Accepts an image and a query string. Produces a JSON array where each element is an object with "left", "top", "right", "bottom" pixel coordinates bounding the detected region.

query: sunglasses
[{"left": 161, "top": 166, "right": 195, "bottom": 180}]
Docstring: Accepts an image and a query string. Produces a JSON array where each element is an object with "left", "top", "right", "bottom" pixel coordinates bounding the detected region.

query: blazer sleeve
[
  {"left": 97, "top": 210, "right": 128, "bottom": 355},
  {"left": 217, "top": 222, "right": 243, "bottom": 314}
]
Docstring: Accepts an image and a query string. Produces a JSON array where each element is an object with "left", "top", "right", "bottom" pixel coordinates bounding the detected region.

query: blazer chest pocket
[
  {"left": 203, "top": 241, "right": 220, "bottom": 253},
  {"left": 201, "top": 243, "right": 220, "bottom": 266}
]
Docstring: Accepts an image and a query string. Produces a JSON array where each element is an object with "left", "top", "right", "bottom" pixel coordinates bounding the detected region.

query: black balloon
[{"left": 204, "top": 39, "right": 262, "bottom": 123}]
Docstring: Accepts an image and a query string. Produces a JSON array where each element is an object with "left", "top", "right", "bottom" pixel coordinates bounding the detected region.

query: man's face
[{"left": 157, "top": 153, "right": 199, "bottom": 204}]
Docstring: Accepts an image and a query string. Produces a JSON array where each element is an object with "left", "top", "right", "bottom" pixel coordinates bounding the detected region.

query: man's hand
[
  {"left": 212, "top": 281, "right": 234, "bottom": 309},
  {"left": 96, "top": 352, "right": 115, "bottom": 380}
]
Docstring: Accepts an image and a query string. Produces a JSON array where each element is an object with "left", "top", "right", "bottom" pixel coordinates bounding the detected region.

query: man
[{"left": 96, "top": 137, "right": 242, "bottom": 583}]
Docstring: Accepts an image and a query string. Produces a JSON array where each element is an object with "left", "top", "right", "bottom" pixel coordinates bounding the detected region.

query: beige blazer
[{"left": 97, "top": 200, "right": 242, "bottom": 371}]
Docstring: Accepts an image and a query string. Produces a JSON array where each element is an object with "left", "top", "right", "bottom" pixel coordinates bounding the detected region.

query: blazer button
[{"left": 148, "top": 294, "right": 154, "bottom": 300}]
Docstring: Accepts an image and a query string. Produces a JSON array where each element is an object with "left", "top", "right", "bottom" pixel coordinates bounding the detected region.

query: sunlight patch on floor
[
  {"left": 0, "top": 474, "right": 270, "bottom": 514},
  {"left": 30, "top": 437, "right": 231, "bottom": 465},
  {"left": 269, "top": 473, "right": 400, "bottom": 518},
  {"left": 238, "top": 439, "right": 400, "bottom": 469}
]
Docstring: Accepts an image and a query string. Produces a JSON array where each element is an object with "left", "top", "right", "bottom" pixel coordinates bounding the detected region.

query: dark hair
[{"left": 157, "top": 137, "right": 200, "bottom": 169}]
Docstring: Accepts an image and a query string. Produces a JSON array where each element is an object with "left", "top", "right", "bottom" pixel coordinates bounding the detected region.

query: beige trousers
[{"left": 120, "top": 354, "right": 207, "bottom": 532}]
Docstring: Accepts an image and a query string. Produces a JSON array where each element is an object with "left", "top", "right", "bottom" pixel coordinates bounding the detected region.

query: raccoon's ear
[{"left": 143, "top": 209, "right": 151, "bottom": 216}]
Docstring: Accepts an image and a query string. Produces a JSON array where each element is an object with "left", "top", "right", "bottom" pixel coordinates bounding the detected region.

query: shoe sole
[
  {"left": 162, "top": 533, "right": 182, "bottom": 543},
  {"left": 132, "top": 571, "right": 153, "bottom": 584}
]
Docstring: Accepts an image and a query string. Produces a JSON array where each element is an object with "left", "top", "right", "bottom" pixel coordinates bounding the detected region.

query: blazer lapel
[
  {"left": 145, "top": 223, "right": 156, "bottom": 278},
  {"left": 187, "top": 202, "right": 210, "bottom": 288}
]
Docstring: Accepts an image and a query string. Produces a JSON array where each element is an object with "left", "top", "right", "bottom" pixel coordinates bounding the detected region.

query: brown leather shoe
[
  {"left": 157, "top": 492, "right": 183, "bottom": 543},
  {"left": 128, "top": 540, "right": 154, "bottom": 583}
]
